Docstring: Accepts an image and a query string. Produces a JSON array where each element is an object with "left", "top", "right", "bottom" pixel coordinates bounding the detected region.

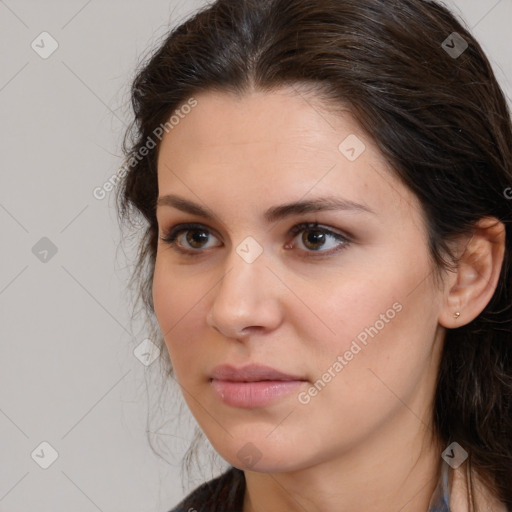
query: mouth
[
  {"left": 209, "top": 364, "right": 307, "bottom": 408},
  {"left": 210, "top": 363, "right": 306, "bottom": 382}
]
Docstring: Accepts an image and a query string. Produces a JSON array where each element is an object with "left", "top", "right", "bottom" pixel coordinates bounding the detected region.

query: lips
[
  {"left": 210, "top": 364, "right": 306, "bottom": 382},
  {"left": 209, "top": 364, "right": 307, "bottom": 408}
]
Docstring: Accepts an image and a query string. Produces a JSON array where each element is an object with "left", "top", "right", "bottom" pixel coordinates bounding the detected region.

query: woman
[{"left": 116, "top": 0, "right": 512, "bottom": 510}]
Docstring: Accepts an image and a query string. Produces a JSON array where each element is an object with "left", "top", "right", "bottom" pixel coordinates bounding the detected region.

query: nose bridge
[
  {"left": 207, "top": 238, "right": 281, "bottom": 337},
  {"left": 216, "top": 240, "right": 270, "bottom": 310}
]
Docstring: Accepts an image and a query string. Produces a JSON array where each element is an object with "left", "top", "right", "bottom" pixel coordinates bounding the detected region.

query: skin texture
[{"left": 152, "top": 87, "right": 505, "bottom": 512}]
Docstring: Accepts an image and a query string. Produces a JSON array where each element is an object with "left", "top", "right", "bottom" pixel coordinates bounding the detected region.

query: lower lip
[{"left": 210, "top": 379, "right": 305, "bottom": 408}]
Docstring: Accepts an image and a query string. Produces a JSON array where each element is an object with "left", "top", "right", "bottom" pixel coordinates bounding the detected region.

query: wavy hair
[{"left": 116, "top": 0, "right": 512, "bottom": 506}]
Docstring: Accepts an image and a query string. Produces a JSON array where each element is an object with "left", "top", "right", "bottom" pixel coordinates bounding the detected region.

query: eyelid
[
  {"left": 159, "top": 221, "right": 351, "bottom": 256},
  {"left": 288, "top": 221, "right": 351, "bottom": 241},
  {"left": 287, "top": 221, "right": 351, "bottom": 256},
  {"left": 159, "top": 222, "right": 219, "bottom": 249}
]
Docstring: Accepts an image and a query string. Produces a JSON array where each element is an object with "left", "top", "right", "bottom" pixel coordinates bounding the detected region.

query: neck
[{"left": 242, "top": 412, "right": 444, "bottom": 512}]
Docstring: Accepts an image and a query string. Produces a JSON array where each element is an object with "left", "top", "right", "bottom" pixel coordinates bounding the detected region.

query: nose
[{"left": 206, "top": 246, "right": 283, "bottom": 340}]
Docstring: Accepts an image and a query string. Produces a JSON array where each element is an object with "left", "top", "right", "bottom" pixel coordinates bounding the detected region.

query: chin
[
  {"left": 230, "top": 454, "right": 304, "bottom": 474},
  {"left": 212, "top": 435, "right": 311, "bottom": 474}
]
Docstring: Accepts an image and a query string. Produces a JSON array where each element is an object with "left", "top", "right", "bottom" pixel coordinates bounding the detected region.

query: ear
[{"left": 438, "top": 217, "right": 506, "bottom": 329}]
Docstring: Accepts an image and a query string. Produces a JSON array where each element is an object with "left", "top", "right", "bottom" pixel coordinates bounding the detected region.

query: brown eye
[
  {"left": 288, "top": 222, "right": 350, "bottom": 256},
  {"left": 301, "top": 229, "right": 328, "bottom": 251},
  {"left": 184, "top": 229, "right": 209, "bottom": 249},
  {"left": 159, "top": 223, "right": 222, "bottom": 254}
]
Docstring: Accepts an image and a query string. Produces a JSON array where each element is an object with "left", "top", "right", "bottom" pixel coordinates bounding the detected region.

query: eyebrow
[{"left": 156, "top": 194, "right": 375, "bottom": 223}]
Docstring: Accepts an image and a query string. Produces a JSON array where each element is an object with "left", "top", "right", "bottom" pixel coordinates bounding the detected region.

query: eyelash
[{"left": 159, "top": 222, "right": 351, "bottom": 258}]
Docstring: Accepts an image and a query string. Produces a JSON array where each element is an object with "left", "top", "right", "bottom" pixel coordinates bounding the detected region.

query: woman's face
[{"left": 153, "top": 87, "right": 447, "bottom": 472}]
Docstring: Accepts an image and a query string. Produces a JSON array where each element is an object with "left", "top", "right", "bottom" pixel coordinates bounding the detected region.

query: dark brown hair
[{"left": 116, "top": 0, "right": 512, "bottom": 506}]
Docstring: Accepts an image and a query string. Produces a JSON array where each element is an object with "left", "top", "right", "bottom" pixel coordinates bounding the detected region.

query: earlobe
[{"left": 438, "top": 217, "right": 506, "bottom": 329}]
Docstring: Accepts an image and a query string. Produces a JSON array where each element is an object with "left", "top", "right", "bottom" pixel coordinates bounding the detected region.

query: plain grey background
[{"left": 0, "top": 1, "right": 511, "bottom": 511}]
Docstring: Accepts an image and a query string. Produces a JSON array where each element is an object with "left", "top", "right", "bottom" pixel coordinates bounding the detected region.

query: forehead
[
  {"left": 155, "top": 87, "right": 420, "bottom": 222},
  {"left": 158, "top": 87, "right": 362, "bottom": 158}
]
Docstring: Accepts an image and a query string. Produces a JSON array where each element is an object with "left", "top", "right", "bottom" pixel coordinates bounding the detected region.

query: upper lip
[{"left": 210, "top": 364, "right": 306, "bottom": 382}]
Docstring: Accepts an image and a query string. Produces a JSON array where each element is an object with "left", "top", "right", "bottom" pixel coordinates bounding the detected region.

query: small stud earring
[{"left": 454, "top": 311, "right": 461, "bottom": 319}]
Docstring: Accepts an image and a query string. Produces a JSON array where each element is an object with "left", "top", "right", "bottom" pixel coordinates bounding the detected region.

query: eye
[
  {"left": 159, "top": 222, "right": 221, "bottom": 255},
  {"left": 286, "top": 222, "right": 350, "bottom": 256},
  {"left": 159, "top": 221, "right": 351, "bottom": 257}
]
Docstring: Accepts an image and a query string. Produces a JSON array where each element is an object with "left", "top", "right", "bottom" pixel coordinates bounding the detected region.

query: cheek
[
  {"left": 295, "top": 290, "right": 439, "bottom": 447},
  {"left": 305, "top": 257, "right": 438, "bottom": 377},
  {"left": 297, "top": 270, "right": 399, "bottom": 347},
  {"left": 152, "top": 261, "right": 207, "bottom": 373},
  {"left": 318, "top": 277, "right": 440, "bottom": 411}
]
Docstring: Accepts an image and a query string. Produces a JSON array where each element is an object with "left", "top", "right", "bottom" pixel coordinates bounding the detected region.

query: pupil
[
  {"left": 188, "top": 230, "right": 208, "bottom": 248},
  {"left": 304, "top": 230, "right": 325, "bottom": 250}
]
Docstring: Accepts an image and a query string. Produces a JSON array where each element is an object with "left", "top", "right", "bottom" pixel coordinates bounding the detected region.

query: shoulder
[{"left": 167, "top": 466, "right": 246, "bottom": 512}]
